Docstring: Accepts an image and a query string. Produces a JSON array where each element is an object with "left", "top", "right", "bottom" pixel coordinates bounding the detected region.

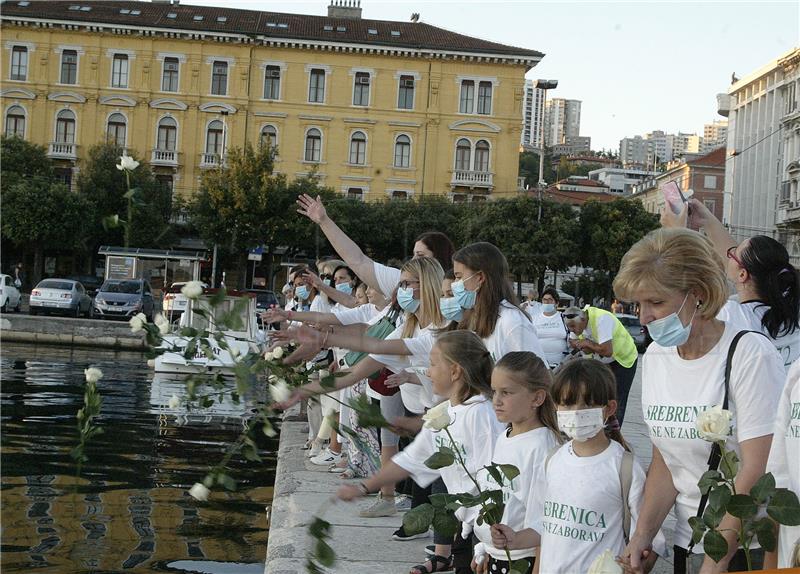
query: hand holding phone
[{"left": 662, "top": 181, "right": 687, "bottom": 215}]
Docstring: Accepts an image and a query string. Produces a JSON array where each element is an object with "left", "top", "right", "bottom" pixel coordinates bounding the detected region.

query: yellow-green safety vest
[{"left": 580, "top": 307, "right": 638, "bottom": 368}]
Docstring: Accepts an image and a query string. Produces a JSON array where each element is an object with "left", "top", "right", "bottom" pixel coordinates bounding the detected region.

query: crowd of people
[{"left": 261, "top": 193, "right": 800, "bottom": 574}]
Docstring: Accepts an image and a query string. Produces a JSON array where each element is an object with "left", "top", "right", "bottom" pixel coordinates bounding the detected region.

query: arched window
[
  {"left": 455, "top": 138, "right": 471, "bottom": 171},
  {"left": 206, "top": 120, "right": 224, "bottom": 155},
  {"left": 260, "top": 125, "right": 278, "bottom": 150},
  {"left": 5, "top": 105, "right": 25, "bottom": 138},
  {"left": 474, "top": 140, "right": 490, "bottom": 172},
  {"left": 305, "top": 128, "right": 321, "bottom": 162},
  {"left": 157, "top": 116, "right": 177, "bottom": 151},
  {"left": 349, "top": 131, "right": 366, "bottom": 165},
  {"left": 106, "top": 113, "right": 127, "bottom": 147},
  {"left": 55, "top": 109, "right": 76, "bottom": 143},
  {"left": 394, "top": 134, "right": 411, "bottom": 168}
]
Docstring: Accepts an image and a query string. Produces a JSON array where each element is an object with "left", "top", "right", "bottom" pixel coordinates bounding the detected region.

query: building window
[
  {"left": 5, "top": 106, "right": 25, "bottom": 138},
  {"left": 474, "top": 140, "right": 490, "bottom": 172},
  {"left": 308, "top": 69, "right": 325, "bottom": 103},
  {"left": 346, "top": 187, "right": 364, "bottom": 200},
  {"left": 55, "top": 167, "right": 72, "bottom": 188},
  {"left": 304, "top": 128, "right": 321, "bottom": 162},
  {"left": 703, "top": 175, "right": 718, "bottom": 189},
  {"left": 349, "top": 131, "right": 367, "bottom": 165},
  {"left": 211, "top": 61, "right": 228, "bottom": 96},
  {"left": 398, "top": 75, "right": 415, "bottom": 109},
  {"left": 703, "top": 199, "right": 717, "bottom": 213},
  {"left": 459, "top": 80, "right": 475, "bottom": 114},
  {"left": 477, "top": 81, "right": 492, "bottom": 115},
  {"left": 157, "top": 116, "right": 177, "bottom": 150},
  {"left": 55, "top": 109, "right": 76, "bottom": 143},
  {"left": 10, "top": 46, "right": 28, "bottom": 81},
  {"left": 206, "top": 120, "right": 224, "bottom": 155},
  {"left": 353, "top": 72, "right": 370, "bottom": 106},
  {"left": 394, "top": 134, "right": 411, "bottom": 168},
  {"left": 390, "top": 190, "right": 409, "bottom": 200},
  {"left": 455, "top": 138, "right": 471, "bottom": 171},
  {"left": 156, "top": 174, "right": 174, "bottom": 195},
  {"left": 264, "top": 65, "right": 281, "bottom": 100},
  {"left": 260, "top": 125, "right": 278, "bottom": 150},
  {"left": 60, "top": 50, "right": 78, "bottom": 85},
  {"left": 106, "top": 113, "right": 127, "bottom": 147},
  {"left": 162, "top": 57, "right": 179, "bottom": 92},
  {"left": 111, "top": 54, "right": 129, "bottom": 88}
]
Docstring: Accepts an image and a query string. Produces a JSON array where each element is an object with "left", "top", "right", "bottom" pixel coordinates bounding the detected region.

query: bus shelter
[{"left": 98, "top": 246, "right": 208, "bottom": 294}]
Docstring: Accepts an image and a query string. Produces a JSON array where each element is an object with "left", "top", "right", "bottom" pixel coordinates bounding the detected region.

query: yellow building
[{"left": 1, "top": 0, "right": 542, "bottom": 203}]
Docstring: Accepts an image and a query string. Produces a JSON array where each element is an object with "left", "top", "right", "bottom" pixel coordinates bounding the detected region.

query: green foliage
[
  {"left": 424, "top": 448, "right": 456, "bottom": 470},
  {"left": 518, "top": 151, "right": 555, "bottom": 187},
  {"left": 0, "top": 136, "right": 54, "bottom": 188},
  {"left": 403, "top": 503, "right": 435, "bottom": 536}
]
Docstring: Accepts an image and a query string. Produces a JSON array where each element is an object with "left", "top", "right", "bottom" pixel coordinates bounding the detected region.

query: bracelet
[{"left": 357, "top": 482, "right": 371, "bottom": 496}]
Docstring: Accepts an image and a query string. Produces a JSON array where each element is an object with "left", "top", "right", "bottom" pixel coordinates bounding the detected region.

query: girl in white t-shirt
[
  {"left": 336, "top": 330, "right": 505, "bottom": 574},
  {"left": 470, "top": 351, "right": 561, "bottom": 574},
  {"left": 531, "top": 287, "right": 569, "bottom": 369},
  {"left": 491, "top": 359, "right": 662, "bottom": 574}
]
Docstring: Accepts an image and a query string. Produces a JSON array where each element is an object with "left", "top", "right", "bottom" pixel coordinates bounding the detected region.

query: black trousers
[
  {"left": 609, "top": 357, "right": 637, "bottom": 425},
  {"left": 672, "top": 546, "right": 763, "bottom": 574},
  {"left": 487, "top": 556, "right": 534, "bottom": 574},
  {"left": 452, "top": 531, "right": 474, "bottom": 574}
]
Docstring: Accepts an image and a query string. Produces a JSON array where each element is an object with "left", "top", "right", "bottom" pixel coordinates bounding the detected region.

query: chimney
[{"left": 327, "top": 0, "right": 362, "bottom": 19}]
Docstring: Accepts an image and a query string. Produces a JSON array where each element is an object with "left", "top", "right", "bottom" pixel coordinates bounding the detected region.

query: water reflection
[{"left": 1, "top": 343, "right": 275, "bottom": 573}]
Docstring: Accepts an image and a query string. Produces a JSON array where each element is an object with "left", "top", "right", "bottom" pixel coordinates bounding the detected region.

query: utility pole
[{"left": 535, "top": 79, "right": 558, "bottom": 222}]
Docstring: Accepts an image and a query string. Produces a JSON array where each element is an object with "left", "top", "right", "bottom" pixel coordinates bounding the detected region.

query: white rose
[
  {"left": 264, "top": 350, "right": 274, "bottom": 361},
  {"left": 168, "top": 394, "right": 181, "bottom": 409},
  {"left": 269, "top": 379, "right": 291, "bottom": 403},
  {"left": 147, "top": 359, "right": 156, "bottom": 368},
  {"left": 181, "top": 281, "right": 204, "bottom": 300},
  {"left": 268, "top": 374, "right": 279, "bottom": 383},
  {"left": 189, "top": 482, "right": 210, "bottom": 501},
  {"left": 318, "top": 369, "right": 329, "bottom": 379},
  {"left": 84, "top": 367, "right": 103, "bottom": 384},
  {"left": 422, "top": 400, "right": 451, "bottom": 431},
  {"left": 272, "top": 346, "right": 284, "bottom": 359},
  {"left": 263, "top": 423, "right": 277, "bottom": 438},
  {"left": 696, "top": 405, "right": 733, "bottom": 442},
  {"left": 129, "top": 312, "right": 146, "bottom": 333},
  {"left": 116, "top": 153, "right": 140, "bottom": 171},
  {"left": 154, "top": 313, "right": 170, "bottom": 335},
  {"left": 587, "top": 549, "right": 623, "bottom": 574}
]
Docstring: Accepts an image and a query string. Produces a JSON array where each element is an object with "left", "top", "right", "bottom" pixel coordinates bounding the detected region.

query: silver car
[
  {"left": 93, "top": 279, "right": 155, "bottom": 320},
  {"left": 29, "top": 279, "right": 92, "bottom": 317}
]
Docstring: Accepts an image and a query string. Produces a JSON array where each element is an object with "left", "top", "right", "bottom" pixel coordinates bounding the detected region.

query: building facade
[
  {"left": 1, "top": 0, "right": 541, "bottom": 203},
  {"left": 520, "top": 79, "right": 546, "bottom": 149},
  {"left": 588, "top": 166, "right": 657, "bottom": 195},
  {"left": 544, "top": 97, "right": 580, "bottom": 147},
  {"left": 774, "top": 49, "right": 800, "bottom": 264},
  {"left": 619, "top": 135, "right": 651, "bottom": 168},
  {"left": 702, "top": 120, "right": 728, "bottom": 153}
]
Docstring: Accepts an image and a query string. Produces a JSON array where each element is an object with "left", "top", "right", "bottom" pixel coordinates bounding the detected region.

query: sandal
[{"left": 409, "top": 554, "right": 453, "bottom": 574}]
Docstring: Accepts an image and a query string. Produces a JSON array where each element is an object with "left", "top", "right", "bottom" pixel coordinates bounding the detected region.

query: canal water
[{"left": 1, "top": 343, "right": 275, "bottom": 573}]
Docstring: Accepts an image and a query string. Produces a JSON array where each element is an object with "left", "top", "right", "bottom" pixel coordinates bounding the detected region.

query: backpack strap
[{"left": 619, "top": 450, "right": 634, "bottom": 544}]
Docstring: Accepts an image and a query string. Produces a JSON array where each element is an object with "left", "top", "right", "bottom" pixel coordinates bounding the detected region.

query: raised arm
[
  {"left": 273, "top": 324, "right": 413, "bottom": 357},
  {"left": 660, "top": 198, "right": 735, "bottom": 263},
  {"left": 300, "top": 268, "right": 358, "bottom": 308},
  {"left": 296, "top": 194, "right": 381, "bottom": 291},
  {"left": 261, "top": 307, "right": 342, "bottom": 326}
]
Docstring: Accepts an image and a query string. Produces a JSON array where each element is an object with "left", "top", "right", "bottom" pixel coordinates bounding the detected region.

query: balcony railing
[
  {"left": 48, "top": 141, "right": 77, "bottom": 160},
  {"left": 199, "top": 152, "right": 225, "bottom": 168},
  {"left": 151, "top": 149, "right": 179, "bottom": 166},
  {"left": 450, "top": 170, "right": 494, "bottom": 189},
  {"left": 777, "top": 200, "right": 800, "bottom": 225}
]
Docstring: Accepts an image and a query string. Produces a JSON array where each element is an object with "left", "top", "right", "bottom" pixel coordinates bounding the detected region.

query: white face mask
[{"left": 557, "top": 408, "right": 605, "bottom": 442}]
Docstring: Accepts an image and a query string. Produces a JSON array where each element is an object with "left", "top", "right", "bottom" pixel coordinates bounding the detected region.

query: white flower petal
[
  {"left": 84, "top": 367, "right": 103, "bottom": 384},
  {"left": 168, "top": 394, "right": 181, "bottom": 409},
  {"left": 189, "top": 483, "right": 210, "bottom": 501}
]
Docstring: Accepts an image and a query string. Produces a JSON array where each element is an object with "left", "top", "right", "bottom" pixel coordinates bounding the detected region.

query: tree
[
  {"left": 77, "top": 143, "right": 175, "bottom": 256},
  {"left": 0, "top": 135, "right": 55, "bottom": 189},
  {"left": 518, "top": 151, "right": 554, "bottom": 188}
]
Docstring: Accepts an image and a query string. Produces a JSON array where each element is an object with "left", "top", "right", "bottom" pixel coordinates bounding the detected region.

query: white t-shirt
[
  {"left": 526, "top": 440, "right": 648, "bottom": 574},
  {"left": 641, "top": 322, "right": 785, "bottom": 550},
  {"left": 533, "top": 311, "right": 569, "bottom": 367},
  {"left": 766, "top": 360, "right": 800, "bottom": 568},
  {"left": 393, "top": 396, "right": 505, "bottom": 517},
  {"left": 335, "top": 304, "right": 394, "bottom": 400},
  {"left": 571, "top": 312, "right": 616, "bottom": 364},
  {"left": 309, "top": 294, "right": 333, "bottom": 314},
  {"left": 472, "top": 426, "right": 560, "bottom": 561},
  {"left": 717, "top": 299, "right": 800, "bottom": 372},
  {"left": 522, "top": 300, "right": 542, "bottom": 315},
  {"left": 374, "top": 261, "right": 401, "bottom": 299}
]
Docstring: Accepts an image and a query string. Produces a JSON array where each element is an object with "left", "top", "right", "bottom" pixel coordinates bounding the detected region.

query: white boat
[{"left": 152, "top": 291, "right": 265, "bottom": 375}]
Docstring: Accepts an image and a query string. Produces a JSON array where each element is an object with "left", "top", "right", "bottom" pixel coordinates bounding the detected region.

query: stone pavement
[{"left": 265, "top": 358, "right": 677, "bottom": 574}]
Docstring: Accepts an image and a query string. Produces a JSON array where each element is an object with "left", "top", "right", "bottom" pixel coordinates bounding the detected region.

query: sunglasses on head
[{"left": 563, "top": 313, "right": 580, "bottom": 319}]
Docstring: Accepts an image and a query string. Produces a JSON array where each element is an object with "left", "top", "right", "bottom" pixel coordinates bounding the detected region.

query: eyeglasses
[
  {"left": 397, "top": 280, "right": 420, "bottom": 289},
  {"left": 726, "top": 245, "right": 744, "bottom": 268},
  {"left": 563, "top": 313, "right": 580, "bottom": 320}
]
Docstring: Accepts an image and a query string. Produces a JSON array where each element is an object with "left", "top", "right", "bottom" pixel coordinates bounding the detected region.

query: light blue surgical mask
[
  {"left": 542, "top": 303, "right": 557, "bottom": 314},
  {"left": 335, "top": 283, "right": 353, "bottom": 295},
  {"left": 439, "top": 297, "right": 464, "bottom": 322},
  {"left": 397, "top": 286, "right": 420, "bottom": 313},
  {"left": 295, "top": 285, "right": 310, "bottom": 301},
  {"left": 646, "top": 293, "right": 697, "bottom": 347},
  {"left": 451, "top": 273, "right": 479, "bottom": 310}
]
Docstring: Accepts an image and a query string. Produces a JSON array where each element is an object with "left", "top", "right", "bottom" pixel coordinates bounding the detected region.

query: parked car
[
  {"left": 93, "top": 279, "right": 155, "bottom": 320},
  {"left": 66, "top": 274, "right": 103, "bottom": 297},
  {"left": 248, "top": 289, "right": 279, "bottom": 328},
  {"left": 163, "top": 281, "right": 208, "bottom": 320},
  {"left": 0, "top": 274, "right": 22, "bottom": 313},
  {"left": 29, "top": 279, "right": 92, "bottom": 317},
  {"left": 615, "top": 313, "right": 650, "bottom": 352}
]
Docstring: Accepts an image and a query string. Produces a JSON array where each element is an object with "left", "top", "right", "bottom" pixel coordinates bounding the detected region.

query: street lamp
[{"left": 534, "top": 79, "right": 558, "bottom": 221}]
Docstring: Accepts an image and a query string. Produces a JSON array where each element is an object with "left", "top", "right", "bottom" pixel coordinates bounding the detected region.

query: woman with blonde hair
[{"left": 614, "top": 228, "right": 784, "bottom": 574}]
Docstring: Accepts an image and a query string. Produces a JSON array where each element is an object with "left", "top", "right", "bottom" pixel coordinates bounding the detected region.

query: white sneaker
[
  {"left": 310, "top": 448, "right": 344, "bottom": 466},
  {"left": 359, "top": 495, "right": 398, "bottom": 518},
  {"left": 306, "top": 440, "right": 326, "bottom": 458}
]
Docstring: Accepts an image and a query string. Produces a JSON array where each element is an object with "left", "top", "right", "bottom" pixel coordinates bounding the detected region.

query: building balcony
[
  {"left": 151, "top": 149, "right": 180, "bottom": 166},
  {"left": 48, "top": 141, "right": 77, "bottom": 160},
  {"left": 777, "top": 200, "right": 800, "bottom": 225},
  {"left": 450, "top": 170, "right": 494, "bottom": 189},
  {"left": 199, "top": 152, "right": 225, "bottom": 169}
]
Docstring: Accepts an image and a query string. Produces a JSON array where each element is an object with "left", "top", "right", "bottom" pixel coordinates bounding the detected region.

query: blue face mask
[
  {"left": 295, "top": 285, "right": 309, "bottom": 301},
  {"left": 397, "top": 286, "right": 420, "bottom": 313},
  {"left": 439, "top": 297, "right": 464, "bottom": 322},
  {"left": 646, "top": 293, "right": 697, "bottom": 347},
  {"left": 542, "top": 303, "right": 557, "bottom": 314},
  {"left": 336, "top": 283, "right": 353, "bottom": 295},
  {"left": 451, "top": 273, "right": 479, "bottom": 310}
]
